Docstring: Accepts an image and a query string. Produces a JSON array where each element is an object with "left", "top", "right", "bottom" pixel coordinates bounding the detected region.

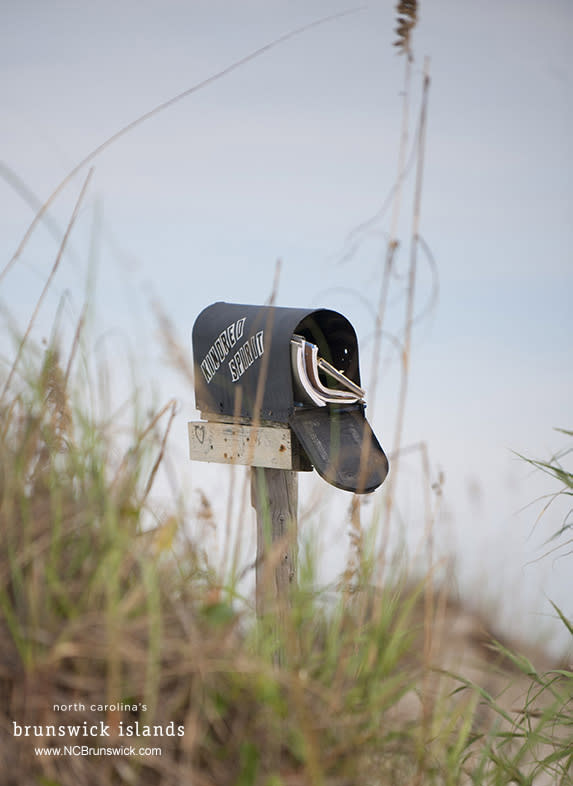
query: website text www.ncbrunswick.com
[{"left": 34, "top": 745, "right": 162, "bottom": 757}]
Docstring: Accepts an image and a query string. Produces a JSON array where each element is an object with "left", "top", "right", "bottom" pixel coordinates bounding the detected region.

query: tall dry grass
[{"left": 0, "top": 329, "right": 570, "bottom": 786}]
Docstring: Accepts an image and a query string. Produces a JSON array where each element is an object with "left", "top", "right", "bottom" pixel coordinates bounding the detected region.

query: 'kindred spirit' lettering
[
  {"left": 200, "top": 318, "right": 264, "bottom": 385},
  {"left": 200, "top": 318, "right": 246, "bottom": 383}
]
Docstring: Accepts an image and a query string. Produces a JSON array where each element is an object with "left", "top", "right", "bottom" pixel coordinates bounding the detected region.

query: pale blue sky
[{"left": 2, "top": 0, "right": 572, "bottom": 647}]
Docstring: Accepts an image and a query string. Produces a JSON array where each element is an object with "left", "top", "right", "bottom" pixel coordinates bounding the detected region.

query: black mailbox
[{"left": 192, "top": 302, "right": 389, "bottom": 493}]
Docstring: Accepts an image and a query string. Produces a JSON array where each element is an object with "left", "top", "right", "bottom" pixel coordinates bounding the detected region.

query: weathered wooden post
[
  {"left": 250, "top": 467, "right": 297, "bottom": 617},
  {"left": 189, "top": 302, "right": 389, "bottom": 660}
]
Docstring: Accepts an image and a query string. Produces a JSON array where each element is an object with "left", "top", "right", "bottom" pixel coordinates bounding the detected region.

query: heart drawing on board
[{"left": 194, "top": 425, "right": 205, "bottom": 445}]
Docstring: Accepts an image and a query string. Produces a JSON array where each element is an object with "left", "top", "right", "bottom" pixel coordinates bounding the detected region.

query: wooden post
[
  {"left": 251, "top": 466, "right": 298, "bottom": 663},
  {"left": 189, "top": 419, "right": 305, "bottom": 664}
]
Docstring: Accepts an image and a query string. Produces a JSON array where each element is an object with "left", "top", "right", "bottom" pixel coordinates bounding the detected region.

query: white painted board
[{"left": 188, "top": 421, "right": 310, "bottom": 471}]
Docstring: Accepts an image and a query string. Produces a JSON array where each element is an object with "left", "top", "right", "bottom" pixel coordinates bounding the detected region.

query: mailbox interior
[{"left": 291, "top": 310, "right": 361, "bottom": 394}]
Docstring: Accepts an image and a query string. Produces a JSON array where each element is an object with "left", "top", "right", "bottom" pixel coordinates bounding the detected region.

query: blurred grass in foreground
[{"left": 0, "top": 323, "right": 571, "bottom": 786}]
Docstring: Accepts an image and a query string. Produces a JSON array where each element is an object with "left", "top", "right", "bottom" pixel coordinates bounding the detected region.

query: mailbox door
[{"left": 289, "top": 404, "right": 389, "bottom": 494}]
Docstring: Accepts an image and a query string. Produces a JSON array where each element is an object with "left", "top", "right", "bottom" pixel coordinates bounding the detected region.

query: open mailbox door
[{"left": 192, "top": 302, "right": 389, "bottom": 493}]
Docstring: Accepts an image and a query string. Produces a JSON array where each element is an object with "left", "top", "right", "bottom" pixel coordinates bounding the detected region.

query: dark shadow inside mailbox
[{"left": 192, "top": 302, "right": 389, "bottom": 493}]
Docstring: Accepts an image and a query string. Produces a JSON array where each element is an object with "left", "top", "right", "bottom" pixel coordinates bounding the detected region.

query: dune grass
[{"left": 0, "top": 323, "right": 571, "bottom": 785}]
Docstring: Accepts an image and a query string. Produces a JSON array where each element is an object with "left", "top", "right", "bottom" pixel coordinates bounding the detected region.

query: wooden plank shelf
[{"left": 188, "top": 420, "right": 311, "bottom": 471}]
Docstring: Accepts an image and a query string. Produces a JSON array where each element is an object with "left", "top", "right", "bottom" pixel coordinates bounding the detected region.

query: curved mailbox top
[
  {"left": 192, "top": 301, "right": 361, "bottom": 423},
  {"left": 192, "top": 301, "right": 388, "bottom": 493}
]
